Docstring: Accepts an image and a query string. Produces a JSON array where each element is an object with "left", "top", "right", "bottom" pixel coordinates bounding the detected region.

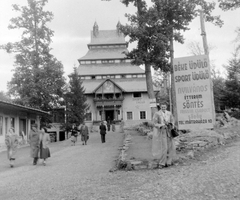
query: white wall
[{"left": 122, "top": 92, "right": 151, "bottom": 122}]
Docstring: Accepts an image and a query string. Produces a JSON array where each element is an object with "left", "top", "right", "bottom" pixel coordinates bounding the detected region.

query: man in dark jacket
[{"left": 99, "top": 121, "right": 107, "bottom": 143}]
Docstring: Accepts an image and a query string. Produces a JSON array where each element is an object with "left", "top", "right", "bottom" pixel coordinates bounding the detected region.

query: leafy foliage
[
  {"left": 64, "top": 68, "right": 88, "bottom": 130},
  {"left": 120, "top": 0, "right": 223, "bottom": 71},
  {"left": 0, "top": 0, "right": 66, "bottom": 111},
  {"left": 219, "top": 0, "right": 240, "bottom": 10}
]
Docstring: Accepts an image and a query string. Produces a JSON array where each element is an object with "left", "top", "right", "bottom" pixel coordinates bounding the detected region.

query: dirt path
[
  {"left": 0, "top": 130, "right": 123, "bottom": 200},
  {"left": 1, "top": 129, "right": 240, "bottom": 200}
]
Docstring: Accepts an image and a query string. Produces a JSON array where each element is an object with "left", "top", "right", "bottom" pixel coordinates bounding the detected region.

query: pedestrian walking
[
  {"left": 103, "top": 121, "right": 107, "bottom": 131},
  {"left": 39, "top": 127, "right": 51, "bottom": 166},
  {"left": 112, "top": 120, "right": 115, "bottom": 132},
  {"left": 5, "top": 127, "right": 19, "bottom": 168},
  {"left": 29, "top": 123, "right": 40, "bottom": 165},
  {"left": 99, "top": 121, "right": 107, "bottom": 143},
  {"left": 107, "top": 117, "right": 111, "bottom": 131},
  {"left": 80, "top": 122, "right": 89, "bottom": 145},
  {"left": 152, "top": 102, "right": 176, "bottom": 168},
  {"left": 120, "top": 118, "right": 124, "bottom": 133},
  {"left": 70, "top": 124, "right": 78, "bottom": 146}
]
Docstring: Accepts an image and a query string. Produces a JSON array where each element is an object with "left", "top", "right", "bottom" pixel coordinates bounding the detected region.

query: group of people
[
  {"left": 70, "top": 122, "right": 89, "bottom": 146},
  {"left": 4, "top": 104, "right": 175, "bottom": 169},
  {"left": 5, "top": 123, "right": 51, "bottom": 168}
]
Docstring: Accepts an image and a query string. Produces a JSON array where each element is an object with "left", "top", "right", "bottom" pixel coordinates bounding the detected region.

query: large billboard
[{"left": 173, "top": 55, "right": 214, "bottom": 130}]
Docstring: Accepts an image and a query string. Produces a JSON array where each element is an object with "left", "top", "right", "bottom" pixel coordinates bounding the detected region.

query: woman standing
[
  {"left": 5, "top": 127, "right": 19, "bottom": 168},
  {"left": 39, "top": 127, "right": 51, "bottom": 166},
  {"left": 152, "top": 102, "right": 175, "bottom": 168},
  {"left": 29, "top": 123, "right": 40, "bottom": 165}
]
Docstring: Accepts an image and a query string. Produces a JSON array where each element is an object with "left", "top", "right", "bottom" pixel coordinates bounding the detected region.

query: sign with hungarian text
[{"left": 173, "top": 55, "right": 214, "bottom": 130}]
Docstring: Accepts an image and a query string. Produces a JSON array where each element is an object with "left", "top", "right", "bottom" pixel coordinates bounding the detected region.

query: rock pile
[
  {"left": 215, "top": 111, "right": 240, "bottom": 128},
  {"left": 116, "top": 132, "right": 133, "bottom": 170}
]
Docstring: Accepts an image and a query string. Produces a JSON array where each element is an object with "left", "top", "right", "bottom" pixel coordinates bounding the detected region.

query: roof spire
[
  {"left": 116, "top": 21, "right": 121, "bottom": 36},
  {"left": 93, "top": 21, "right": 99, "bottom": 37}
]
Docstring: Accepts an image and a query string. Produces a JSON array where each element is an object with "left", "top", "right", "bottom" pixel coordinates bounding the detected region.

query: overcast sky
[{"left": 0, "top": 0, "right": 239, "bottom": 92}]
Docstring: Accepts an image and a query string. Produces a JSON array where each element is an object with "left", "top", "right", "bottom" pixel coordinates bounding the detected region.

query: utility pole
[
  {"left": 200, "top": 10, "right": 216, "bottom": 126},
  {"left": 200, "top": 10, "right": 209, "bottom": 56}
]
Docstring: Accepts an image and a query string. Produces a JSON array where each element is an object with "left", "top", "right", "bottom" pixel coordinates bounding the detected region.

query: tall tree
[
  {"left": 0, "top": 0, "right": 66, "bottom": 110},
  {"left": 223, "top": 49, "right": 240, "bottom": 108},
  {"left": 64, "top": 68, "right": 88, "bottom": 130},
  {"left": 103, "top": 0, "right": 222, "bottom": 120}
]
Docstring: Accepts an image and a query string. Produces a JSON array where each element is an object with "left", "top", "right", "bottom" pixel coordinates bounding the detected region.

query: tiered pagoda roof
[{"left": 77, "top": 22, "right": 150, "bottom": 93}]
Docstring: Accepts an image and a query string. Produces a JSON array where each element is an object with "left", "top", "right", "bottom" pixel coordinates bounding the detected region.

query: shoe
[
  {"left": 33, "top": 158, "right": 38, "bottom": 165},
  {"left": 157, "top": 164, "right": 165, "bottom": 169},
  {"left": 166, "top": 163, "right": 173, "bottom": 167}
]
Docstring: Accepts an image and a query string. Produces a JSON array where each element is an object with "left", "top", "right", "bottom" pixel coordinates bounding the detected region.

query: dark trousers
[{"left": 101, "top": 134, "right": 106, "bottom": 143}]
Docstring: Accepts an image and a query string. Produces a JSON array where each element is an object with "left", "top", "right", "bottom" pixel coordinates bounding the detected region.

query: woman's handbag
[{"left": 171, "top": 128, "right": 179, "bottom": 138}]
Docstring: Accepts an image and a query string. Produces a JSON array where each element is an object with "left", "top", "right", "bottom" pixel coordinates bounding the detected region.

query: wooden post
[{"left": 200, "top": 10, "right": 216, "bottom": 126}]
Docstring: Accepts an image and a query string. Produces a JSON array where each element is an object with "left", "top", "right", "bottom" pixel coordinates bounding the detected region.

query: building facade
[
  {"left": 0, "top": 100, "right": 48, "bottom": 147},
  {"left": 78, "top": 22, "right": 154, "bottom": 127}
]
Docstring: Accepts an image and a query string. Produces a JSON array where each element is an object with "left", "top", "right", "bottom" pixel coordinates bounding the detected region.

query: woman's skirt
[
  {"left": 81, "top": 134, "right": 88, "bottom": 142},
  {"left": 40, "top": 142, "right": 50, "bottom": 159},
  {"left": 71, "top": 136, "right": 77, "bottom": 143}
]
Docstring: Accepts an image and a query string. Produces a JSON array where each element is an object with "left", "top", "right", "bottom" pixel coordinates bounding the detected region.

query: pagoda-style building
[{"left": 77, "top": 22, "right": 153, "bottom": 126}]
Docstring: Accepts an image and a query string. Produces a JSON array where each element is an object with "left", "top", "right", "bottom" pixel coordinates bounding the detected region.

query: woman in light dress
[
  {"left": 152, "top": 102, "right": 176, "bottom": 168},
  {"left": 5, "top": 127, "right": 19, "bottom": 168},
  {"left": 39, "top": 127, "right": 51, "bottom": 166}
]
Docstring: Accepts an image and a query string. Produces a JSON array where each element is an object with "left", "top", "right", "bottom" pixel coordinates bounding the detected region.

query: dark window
[
  {"left": 10, "top": 117, "right": 15, "bottom": 128},
  {"left": 127, "top": 112, "right": 133, "bottom": 120},
  {"left": 133, "top": 92, "right": 141, "bottom": 98},
  {"left": 102, "top": 60, "right": 108, "bottom": 64},
  {"left": 140, "top": 111, "right": 146, "bottom": 119}
]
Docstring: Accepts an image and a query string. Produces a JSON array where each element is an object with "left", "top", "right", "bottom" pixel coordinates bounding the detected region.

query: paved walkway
[{"left": 1, "top": 130, "right": 240, "bottom": 200}]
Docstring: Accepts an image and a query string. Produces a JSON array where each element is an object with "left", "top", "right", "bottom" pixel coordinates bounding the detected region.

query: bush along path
[{"left": 116, "top": 114, "right": 240, "bottom": 171}]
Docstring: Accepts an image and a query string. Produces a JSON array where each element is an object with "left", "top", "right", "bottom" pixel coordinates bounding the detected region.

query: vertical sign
[{"left": 173, "top": 55, "right": 214, "bottom": 130}]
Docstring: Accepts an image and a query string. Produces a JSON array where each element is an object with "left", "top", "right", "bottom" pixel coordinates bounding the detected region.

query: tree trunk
[
  {"left": 145, "top": 62, "right": 158, "bottom": 118},
  {"left": 170, "top": 31, "right": 178, "bottom": 126}
]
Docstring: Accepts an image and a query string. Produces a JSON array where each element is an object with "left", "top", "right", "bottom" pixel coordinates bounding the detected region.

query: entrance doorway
[
  {"left": 19, "top": 119, "right": 27, "bottom": 137},
  {"left": 105, "top": 110, "right": 114, "bottom": 121}
]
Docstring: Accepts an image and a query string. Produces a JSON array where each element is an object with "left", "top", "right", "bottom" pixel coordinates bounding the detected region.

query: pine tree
[
  {"left": 65, "top": 68, "right": 88, "bottom": 130},
  {"left": 0, "top": 0, "right": 66, "bottom": 110},
  {"left": 223, "top": 50, "right": 240, "bottom": 108}
]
